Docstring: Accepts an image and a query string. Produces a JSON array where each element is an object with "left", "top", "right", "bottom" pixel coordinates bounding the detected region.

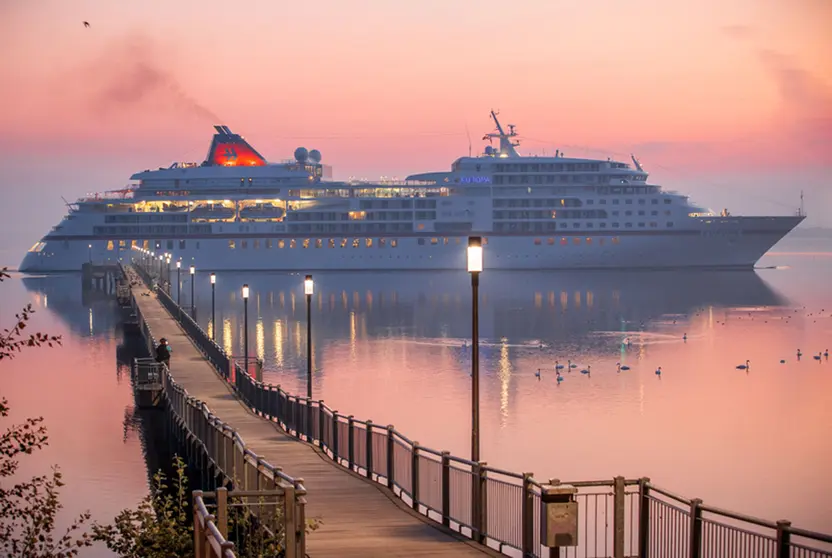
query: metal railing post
[
  {"left": 478, "top": 462, "right": 488, "bottom": 545},
  {"left": 366, "top": 420, "right": 374, "bottom": 480},
  {"left": 776, "top": 520, "right": 792, "bottom": 558},
  {"left": 614, "top": 476, "right": 625, "bottom": 558},
  {"left": 522, "top": 472, "right": 534, "bottom": 555},
  {"left": 411, "top": 442, "right": 420, "bottom": 511},
  {"left": 347, "top": 415, "right": 355, "bottom": 470},
  {"left": 639, "top": 477, "right": 651, "bottom": 558},
  {"left": 386, "top": 425, "right": 395, "bottom": 489},
  {"left": 441, "top": 451, "right": 451, "bottom": 527},
  {"left": 689, "top": 498, "right": 703, "bottom": 558}
]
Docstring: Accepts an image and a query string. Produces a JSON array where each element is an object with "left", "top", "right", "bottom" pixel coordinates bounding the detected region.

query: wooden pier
[
  {"left": 127, "top": 268, "right": 495, "bottom": 557},
  {"left": 124, "top": 256, "right": 832, "bottom": 558}
]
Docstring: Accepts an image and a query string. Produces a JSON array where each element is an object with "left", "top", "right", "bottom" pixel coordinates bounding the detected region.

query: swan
[
  {"left": 813, "top": 353, "right": 822, "bottom": 361},
  {"left": 736, "top": 360, "right": 750, "bottom": 370},
  {"left": 580, "top": 365, "right": 591, "bottom": 375},
  {"left": 655, "top": 367, "right": 662, "bottom": 376},
  {"left": 556, "top": 374, "right": 564, "bottom": 383},
  {"left": 535, "top": 369, "right": 542, "bottom": 379},
  {"left": 617, "top": 362, "right": 631, "bottom": 371},
  {"left": 555, "top": 361, "right": 564, "bottom": 370}
]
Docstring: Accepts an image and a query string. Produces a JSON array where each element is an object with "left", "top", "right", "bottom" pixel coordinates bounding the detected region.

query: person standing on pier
[{"left": 155, "top": 337, "right": 172, "bottom": 368}]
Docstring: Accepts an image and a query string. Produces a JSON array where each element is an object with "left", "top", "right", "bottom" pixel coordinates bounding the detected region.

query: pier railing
[
  {"left": 127, "top": 275, "right": 308, "bottom": 558},
  {"left": 131, "top": 261, "right": 832, "bottom": 558}
]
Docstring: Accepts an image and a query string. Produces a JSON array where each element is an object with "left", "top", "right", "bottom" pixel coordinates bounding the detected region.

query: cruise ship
[{"left": 20, "top": 112, "right": 804, "bottom": 272}]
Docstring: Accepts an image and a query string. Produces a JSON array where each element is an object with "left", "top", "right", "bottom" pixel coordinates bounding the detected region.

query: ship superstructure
[{"left": 20, "top": 113, "right": 804, "bottom": 272}]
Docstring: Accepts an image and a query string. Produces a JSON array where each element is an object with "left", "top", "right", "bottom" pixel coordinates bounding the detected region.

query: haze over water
[{"left": 7, "top": 236, "right": 830, "bottom": 552}]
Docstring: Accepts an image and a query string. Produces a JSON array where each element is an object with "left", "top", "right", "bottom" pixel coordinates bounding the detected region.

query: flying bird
[{"left": 83, "top": 21, "right": 90, "bottom": 28}]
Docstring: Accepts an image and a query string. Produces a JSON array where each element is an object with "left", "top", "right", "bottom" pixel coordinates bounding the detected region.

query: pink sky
[{"left": 0, "top": 0, "right": 829, "bottom": 262}]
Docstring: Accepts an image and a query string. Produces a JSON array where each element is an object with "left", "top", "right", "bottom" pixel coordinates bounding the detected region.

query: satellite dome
[
  {"left": 309, "top": 149, "right": 322, "bottom": 163},
  {"left": 484, "top": 146, "right": 494, "bottom": 155},
  {"left": 294, "top": 147, "right": 309, "bottom": 163}
]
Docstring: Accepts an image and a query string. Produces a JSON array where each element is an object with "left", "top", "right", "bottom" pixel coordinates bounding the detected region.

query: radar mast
[{"left": 482, "top": 110, "right": 521, "bottom": 157}]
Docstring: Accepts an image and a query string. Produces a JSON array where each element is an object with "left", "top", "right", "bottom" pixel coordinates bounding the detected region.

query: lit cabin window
[
  {"left": 329, "top": 239, "right": 335, "bottom": 248},
  {"left": 534, "top": 238, "right": 542, "bottom": 245},
  {"left": 303, "top": 239, "right": 310, "bottom": 248},
  {"left": 572, "top": 238, "right": 581, "bottom": 245},
  {"left": 278, "top": 239, "right": 285, "bottom": 249},
  {"left": 315, "top": 239, "right": 322, "bottom": 248},
  {"left": 290, "top": 239, "right": 297, "bottom": 248},
  {"left": 365, "top": 238, "right": 373, "bottom": 248},
  {"left": 352, "top": 238, "right": 360, "bottom": 248},
  {"left": 253, "top": 239, "right": 260, "bottom": 249},
  {"left": 229, "top": 240, "right": 236, "bottom": 249},
  {"left": 612, "top": 237, "right": 621, "bottom": 244},
  {"left": 379, "top": 238, "right": 386, "bottom": 248},
  {"left": 430, "top": 238, "right": 438, "bottom": 245},
  {"left": 340, "top": 238, "right": 348, "bottom": 248},
  {"left": 547, "top": 238, "right": 555, "bottom": 245},
  {"left": 391, "top": 239, "right": 398, "bottom": 247},
  {"left": 560, "top": 238, "right": 568, "bottom": 246}
]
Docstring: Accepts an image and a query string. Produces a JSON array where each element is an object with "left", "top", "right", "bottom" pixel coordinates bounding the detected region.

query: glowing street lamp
[
  {"left": 304, "top": 275, "right": 314, "bottom": 399},
  {"left": 468, "top": 236, "right": 482, "bottom": 463},
  {"left": 210, "top": 273, "right": 216, "bottom": 342},
  {"left": 242, "top": 284, "right": 250, "bottom": 370},
  {"left": 176, "top": 261, "right": 182, "bottom": 305},
  {"left": 189, "top": 265, "right": 195, "bottom": 318}
]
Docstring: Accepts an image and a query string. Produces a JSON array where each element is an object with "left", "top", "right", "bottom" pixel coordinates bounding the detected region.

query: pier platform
[{"left": 127, "top": 270, "right": 496, "bottom": 557}]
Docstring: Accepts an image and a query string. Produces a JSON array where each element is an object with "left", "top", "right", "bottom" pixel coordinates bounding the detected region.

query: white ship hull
[{"left": 19, "top": 216, "right": 803, "bottom": 272}]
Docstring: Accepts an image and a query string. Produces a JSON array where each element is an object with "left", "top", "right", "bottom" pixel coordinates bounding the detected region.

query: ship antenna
[
  {"left": 799, "top": 190, "right": 805, "bottom": 217},
  {"left": 465, "top": 122, "right": 472, "bottom": 157}
]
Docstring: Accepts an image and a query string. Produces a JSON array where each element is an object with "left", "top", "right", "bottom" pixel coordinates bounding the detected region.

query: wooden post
[
  {"left": 216, "top": 487, "right": 228, "bottom": 538},
  {"left": 347, "top": 415, "right": 355, "bottom": 470},
  {"left": 387, "top": 425, "right": 395, "bottom": 489},
  {"left": 411, "top": 442, "right": 420, "bottom": 511},
  {"left": 522, "top": 472, "right": 534, "bottom": 555},
  {"left": 689, "top": 498, "right": 703, "bottom": 558},
  {"left": 332, "top": 412, "right": 340, "bottom": 463},
  {"left": 479, "top": 462, "right": 488, "bottom": 544},
  {"left": 366, "top": 420, "right": 374, "bottom": 479},
  {"left": 441, "top": 451, "right": 451, "bottom": 527},
  {"left": 318, "top": 400, "right": 325, "bottom": 447},
  {"left": 776, "top": 520, "right": 792, "bottom": 558},
  {"left": 284, "top": 483, "right": 297, "bottom": 558},
  {"left": 614, "top": 476, "right": 626, "bottom": 558},
  {"left": 639, "top": 477, "right": 651, "bottom": 558},
  {"left": 192, "top": 490, "right": 204, "bottom": 557}
]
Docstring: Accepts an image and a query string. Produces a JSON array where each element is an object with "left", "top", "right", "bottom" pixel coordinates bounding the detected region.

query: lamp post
[
  {"left": 304, "top": 275, "right": 314, "bottom": 399},
  {"left": 176, "top": 261, "right": 181, "bottom": 305},
  {"left": 210, "top": 273, "right": 216, "bottom": 342},
  {"left": 242, "top": 284, "right": 249, "bottom": 374},
  {"left": 88, "top": 244, "right": 92, "bottom": 263},
  {"left": 165, "top": 255, "right": 171, "bottom": 293},
  {"left": 467, "top": 236, "right": 483, "bottom": 463},
  {"left": 189, "top": 265, "right": 196, "bottom": 319}
]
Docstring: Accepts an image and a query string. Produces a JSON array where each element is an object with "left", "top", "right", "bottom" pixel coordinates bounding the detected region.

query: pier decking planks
[{"left": 131, "top": 281, "right": 496, "bottom": 558}]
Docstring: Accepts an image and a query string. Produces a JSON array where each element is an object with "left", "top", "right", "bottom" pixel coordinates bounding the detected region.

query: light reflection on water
[
  {"left": 7, "top": 237, "right": 832, "bottom": 543},
  {"left": 184, "top": 239, "right": 832, "bottom": 532}
]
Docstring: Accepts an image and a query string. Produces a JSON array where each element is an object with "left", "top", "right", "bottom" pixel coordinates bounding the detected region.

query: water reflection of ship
[
  {"left": 192, "top": 270, "right": 786, "bottom": 344},
  {"left": 21, "top": 273, "right": 123, "bottom": 338}
]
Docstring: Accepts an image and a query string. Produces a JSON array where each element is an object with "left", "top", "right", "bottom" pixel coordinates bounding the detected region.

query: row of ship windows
[
  {"left": 492, "top": 197, "right": 671, "bottom": 207},
  {"left": 495, "top": 222, "right": 674, "bottom": 231},
  {"left": 492, "top": 174, "right": 646, "bottom": 185},
  {"left": 494, "top": 209, "right": 671, "bottom": 219},
  {"left": 97, "top": 235, "right": 624, "bottom": 250}
]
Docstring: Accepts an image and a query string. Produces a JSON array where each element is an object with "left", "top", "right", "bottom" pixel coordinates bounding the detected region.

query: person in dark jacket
[{"left": 155, "top": 338, "right": 172, "bottom": 367}]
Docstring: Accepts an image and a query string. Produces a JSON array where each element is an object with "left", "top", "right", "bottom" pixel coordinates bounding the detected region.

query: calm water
[{"left": 2, "top": 236, "right": 831, "bottom": 554}]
